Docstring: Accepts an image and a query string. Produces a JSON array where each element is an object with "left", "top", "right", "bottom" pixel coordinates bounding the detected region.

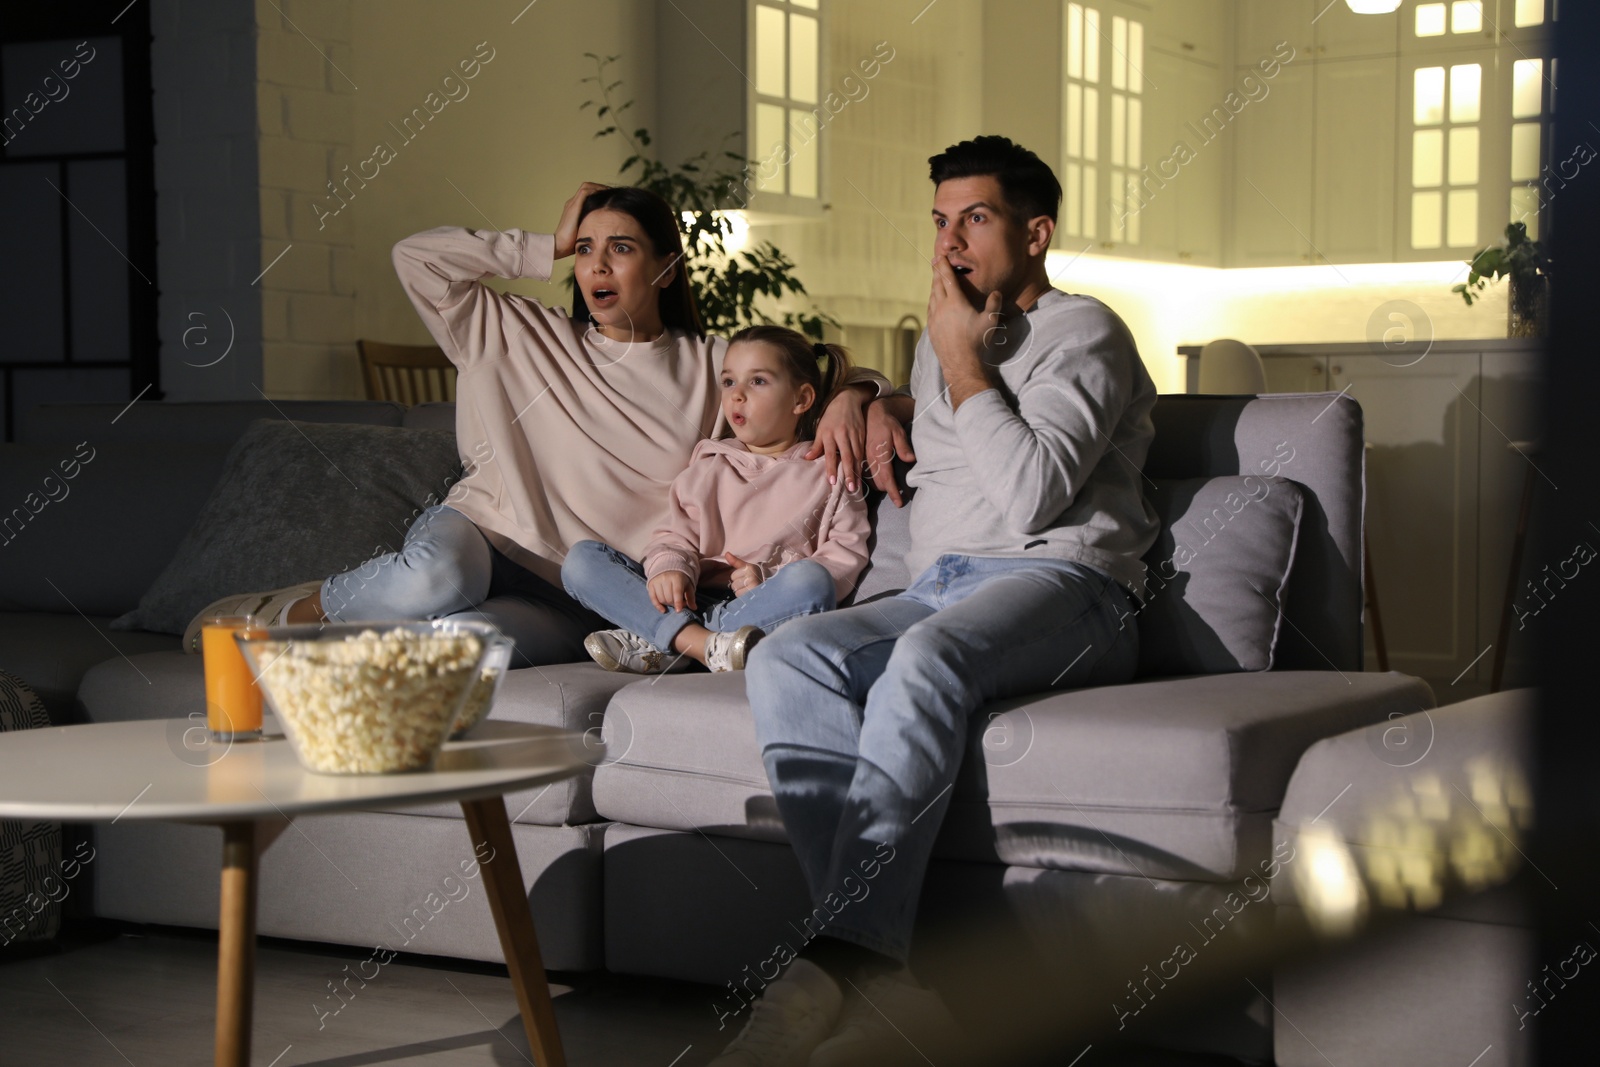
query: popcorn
[{"left": 252, "top": 627, "right": 484, "bottom": 774}]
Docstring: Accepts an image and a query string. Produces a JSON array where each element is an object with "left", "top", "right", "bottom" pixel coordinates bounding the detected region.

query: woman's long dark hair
[{"left": 570, "top": 186, "right": 704, "bottom": 338}]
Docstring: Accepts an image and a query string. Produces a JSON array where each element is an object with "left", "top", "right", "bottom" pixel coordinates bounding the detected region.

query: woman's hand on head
[
  {"left": 647, "top": 570, "right": 696, "bottom": 614},
  {"left": 807, "top": 384, "right": 872, "bottom": 493},
  {"left": 554, "top": 181, "right": 611, "bottom": 259}
]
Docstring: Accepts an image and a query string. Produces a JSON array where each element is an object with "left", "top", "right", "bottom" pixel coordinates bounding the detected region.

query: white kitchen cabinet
[
  {"left": 1312, "top": 55, "right": 1399, "bottom": 263},
  {"left": 1236, "top": 0, "right": 1314, "bottom": 62},
  {"left": 1312, "top": 0, "right": 1402, "bottom": 60},
  {"left": 1228, "top": 60, "right": 1315, "bottom": 265},
  {"left": 1262, "top": 354, "right": 1327, "bottom": 393},
  {"left": 1139, "top": 48, "right": 1224, "bottom": 265},
  {"left": 1475, "top": 346, "right": 1545, "bottom": 690},
  {"left": 1330, "top": 354, "right": 1483, "bottom": 685},
  {"left": 1145, "top": 0, "right": 1228, "bottom": 66}
]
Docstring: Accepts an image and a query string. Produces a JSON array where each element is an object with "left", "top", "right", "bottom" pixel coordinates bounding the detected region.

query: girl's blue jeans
[{"left": 560, "top": 539, "right": 837, "bottom": 652}]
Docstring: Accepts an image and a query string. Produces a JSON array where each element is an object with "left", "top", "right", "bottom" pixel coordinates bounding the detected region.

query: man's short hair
[{"left": 928, "top": 136, "right": 1062, "bottom": 223}]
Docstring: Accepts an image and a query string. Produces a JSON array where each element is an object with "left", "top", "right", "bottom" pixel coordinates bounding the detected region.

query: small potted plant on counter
[{"left": 1452, "top": 221, "right": 1550, "bottom": 338}]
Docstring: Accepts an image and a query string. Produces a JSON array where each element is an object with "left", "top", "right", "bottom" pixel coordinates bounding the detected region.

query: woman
[{"left": 187, "top": 183, "right": 884, "bottom": 667}]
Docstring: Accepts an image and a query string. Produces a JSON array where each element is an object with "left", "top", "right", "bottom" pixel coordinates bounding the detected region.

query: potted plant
[
  {"left": 578, "top": 54, "right": 837, "bottom": 340},
  {"left": 1452, "top": 222, "right": 1550, "bottom": 338}
]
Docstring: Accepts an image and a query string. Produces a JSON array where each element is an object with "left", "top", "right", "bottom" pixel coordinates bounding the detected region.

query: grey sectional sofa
[{"left": 3, "top": 391, "right": 1520, "bottom": 1063}]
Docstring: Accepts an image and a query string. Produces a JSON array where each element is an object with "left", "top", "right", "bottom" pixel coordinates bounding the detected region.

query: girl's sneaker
[
  {"left": 705, "top": 626, "right": 764, "bottom": 673},
  {"left": 584, "top": 630, "right": 694, "bottom": 674},
  {"left": 180, "top": 580, "right": 325, "bottom": 654}
]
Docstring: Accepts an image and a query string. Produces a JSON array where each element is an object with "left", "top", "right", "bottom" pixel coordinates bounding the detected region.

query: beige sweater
[{"left": 392, "top": 227, "right": 883, "bottom": 587}]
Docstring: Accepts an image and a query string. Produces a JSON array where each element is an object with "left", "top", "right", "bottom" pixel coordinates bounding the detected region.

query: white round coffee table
[{"left": 0, "top": 714, "right": 596, "bottom": 1067}]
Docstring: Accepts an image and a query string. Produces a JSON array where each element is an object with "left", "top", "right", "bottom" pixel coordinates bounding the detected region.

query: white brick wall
[{"left": 255, "top": 0, "right": 359, "bottom": 399}]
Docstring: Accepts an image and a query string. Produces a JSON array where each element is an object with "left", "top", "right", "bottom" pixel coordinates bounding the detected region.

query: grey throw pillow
[
  {"left": 1135, "top": 475, "right": 1304, "bottom": 675},
  {"left": 112, "top": 419, "right": 462, "bottom": 635}
]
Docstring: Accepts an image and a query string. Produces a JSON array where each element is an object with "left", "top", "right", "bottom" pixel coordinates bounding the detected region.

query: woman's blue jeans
[
  {"left": 560, "top": 539, "right": 837, "bottom": 652},
  {"left": 319, "top": 504, "right": 607, "bottom": 667},
  {"left": 744, "top": 553, "right": 1140, "bottom": 963}
]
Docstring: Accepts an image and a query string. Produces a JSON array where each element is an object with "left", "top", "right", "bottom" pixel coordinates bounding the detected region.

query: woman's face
[
  {"left": 720, "top": 342, "right": 815, "bottom": 451},
  {"left": 573, "top": 208, "right": 676, "bottom": 341}
]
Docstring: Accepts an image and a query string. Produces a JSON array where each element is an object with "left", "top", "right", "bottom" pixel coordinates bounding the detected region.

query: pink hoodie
[{"left": 643, "top": 438, "right": 871, "bottom": 603}]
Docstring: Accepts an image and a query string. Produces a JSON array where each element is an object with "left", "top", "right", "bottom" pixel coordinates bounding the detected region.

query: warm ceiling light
[{"left": 1346, "top": 0, "right": 1403, "bottom": 12}]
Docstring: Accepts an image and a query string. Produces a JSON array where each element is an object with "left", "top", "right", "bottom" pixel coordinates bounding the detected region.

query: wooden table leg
[
  {"left": 461, "top": 796, "right": 567, "bottom": 1067},
  {"left": 216, "top": 821, "right": 259, "bottom": 1067}
]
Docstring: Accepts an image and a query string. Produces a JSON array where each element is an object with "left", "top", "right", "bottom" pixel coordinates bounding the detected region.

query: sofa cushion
[
  {"left": 111, "top": 419, "right": 463, "bottom": 635},
  {"left": 1271, "top": 689, "right": 1533, "bottom": 923},
  {"left": 0, "top": 444, "right": 232, "bottom": 616},
  {"left": 590, "top": 670, "right": 1436, "bottom": 880},
  {"left": 402, "top": 402, "right": 457, "bottom": 432},
  {"left": 75, "top": 653, "right": 630, "bottom": 826},
  {"left": 1144, "top": 394, "right": 1365, "bottom": 672},
  {"left": 851, "top": 488, "right": 914, "bottom": 603},
  {"left": 1136, "top": 475, "right": 1304, "bottom": 675},
  {"left": 0, "top": 612, "right": 179, "bottom": 722},
  {"left": 19, "top": 400, "right": 406, "bottom": 446}
]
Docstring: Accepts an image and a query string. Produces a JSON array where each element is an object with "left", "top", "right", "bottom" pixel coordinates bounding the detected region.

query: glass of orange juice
[{"left": 202, "top": 614, "right": 263, "bottom": 742}]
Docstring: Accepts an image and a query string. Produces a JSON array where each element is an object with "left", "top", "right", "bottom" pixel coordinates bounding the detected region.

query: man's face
[{"left": 931, "top": 175, "right": 1034, "bottom": 300}]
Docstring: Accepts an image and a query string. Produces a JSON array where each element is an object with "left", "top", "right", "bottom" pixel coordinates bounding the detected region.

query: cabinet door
[
  {"left": 1237, "top": 0, "right": 1314, "bottom": 62},
  {"left": 1175, "top": 57, "right": 1224, "bottom": 265},
  {"left": 1137, "top": 48, "right": 1184, "bottom": 262},
  {"left": 1228, "top": 61, "right": 1314, "bottom": 266},
  {"left": 1331, "top": 355, "right": 1481, "bottom": 687},
  {"left": 1146, "top": 0, "right": 1227, "bottom": 66},
  {"left": 1475, "top": 347, "right": 1544, "bottom": 689},
  {"left": 1262, "top": 355, "right": 1327, "bottom": 393},
  {"left": 1139, "top": 49, "right": 1223, "bottom": 265},
  {"left": 1313, "top": 0, "right": 1402, "bottom": 60},
  {"left": 1313, "top": 56, "right": 1398, "bottom": 263}
]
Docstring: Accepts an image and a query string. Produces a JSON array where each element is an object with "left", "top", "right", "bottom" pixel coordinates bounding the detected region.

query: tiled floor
[{"left": 0, "top": 924, "right": 1249, "bottom": 1066}]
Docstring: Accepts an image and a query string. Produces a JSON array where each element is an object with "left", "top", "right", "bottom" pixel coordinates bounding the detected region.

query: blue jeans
[
  {"left": 560, "top": 539, "right": 837, "bottom": 652},
  {"left": 744, "top": 554, "right": 1139, "bottom": 963},
  {"left": 320, "top": 504, "right": 608, "bottom": 668}
]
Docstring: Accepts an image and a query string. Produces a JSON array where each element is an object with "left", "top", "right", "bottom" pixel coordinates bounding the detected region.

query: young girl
[
  {"left": 561, "top": 326, "right": 871, "bottom": 674},
  {"left": 182, "top": 185, "right": 885, "bottom": 667}
]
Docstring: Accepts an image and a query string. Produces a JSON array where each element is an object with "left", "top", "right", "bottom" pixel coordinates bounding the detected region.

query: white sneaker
[
  {"left": 583, "top": 629, "right": 693, "bottom": 674},
  {"left": 705, "top": 625, "right": 764, "bottom": 673},
  {"left": 808, "top": 968, "right": 970, "bottom": 1067},
  {"left": 710, "top": 958, "right": 844, "bottom": 1067},
  {"left": 180, "top": 580, "right": 324, "bottom": 654}
]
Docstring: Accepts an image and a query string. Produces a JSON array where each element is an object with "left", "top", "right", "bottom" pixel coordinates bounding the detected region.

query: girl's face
[
  {"left": 574, "top": 208, "right": 676, "bottom": 341},
  {"left": 720, "top": 342, "right": 816, "bottom": 452}
]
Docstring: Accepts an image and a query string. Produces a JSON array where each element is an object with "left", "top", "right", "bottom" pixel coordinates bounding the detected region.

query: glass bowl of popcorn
[
  {"left": 449, "top": 630, "right": 514, "bottom": 739},
  {"left": 237, "top": 620, "right": 502, "bottom": 774}
]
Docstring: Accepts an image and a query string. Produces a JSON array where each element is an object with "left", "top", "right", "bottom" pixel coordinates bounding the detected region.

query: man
[{"left": 711, "top": 136, "right": 1160, "bottom": 1066}]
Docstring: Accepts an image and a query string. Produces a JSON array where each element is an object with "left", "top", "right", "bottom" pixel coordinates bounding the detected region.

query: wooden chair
[{"left": 357, "top": 340, "right": 456, "bottom": 405}]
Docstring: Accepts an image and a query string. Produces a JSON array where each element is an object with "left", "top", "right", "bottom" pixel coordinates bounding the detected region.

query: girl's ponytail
[{"left": 810, "top": 341, "right": 855, "bottom": 438}]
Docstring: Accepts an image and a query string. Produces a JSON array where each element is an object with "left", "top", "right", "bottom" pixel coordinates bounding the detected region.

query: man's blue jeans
[
  {"left": 744, "top": 553, "right": 1140, "bottom": 963},
  {"left": 561, "top": 539, "right": 837, "bottom": 652}
]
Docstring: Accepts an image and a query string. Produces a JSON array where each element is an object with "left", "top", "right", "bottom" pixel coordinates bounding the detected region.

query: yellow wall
[{"left": 257, "top": 0, "right": 663, "bottom": 397}]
